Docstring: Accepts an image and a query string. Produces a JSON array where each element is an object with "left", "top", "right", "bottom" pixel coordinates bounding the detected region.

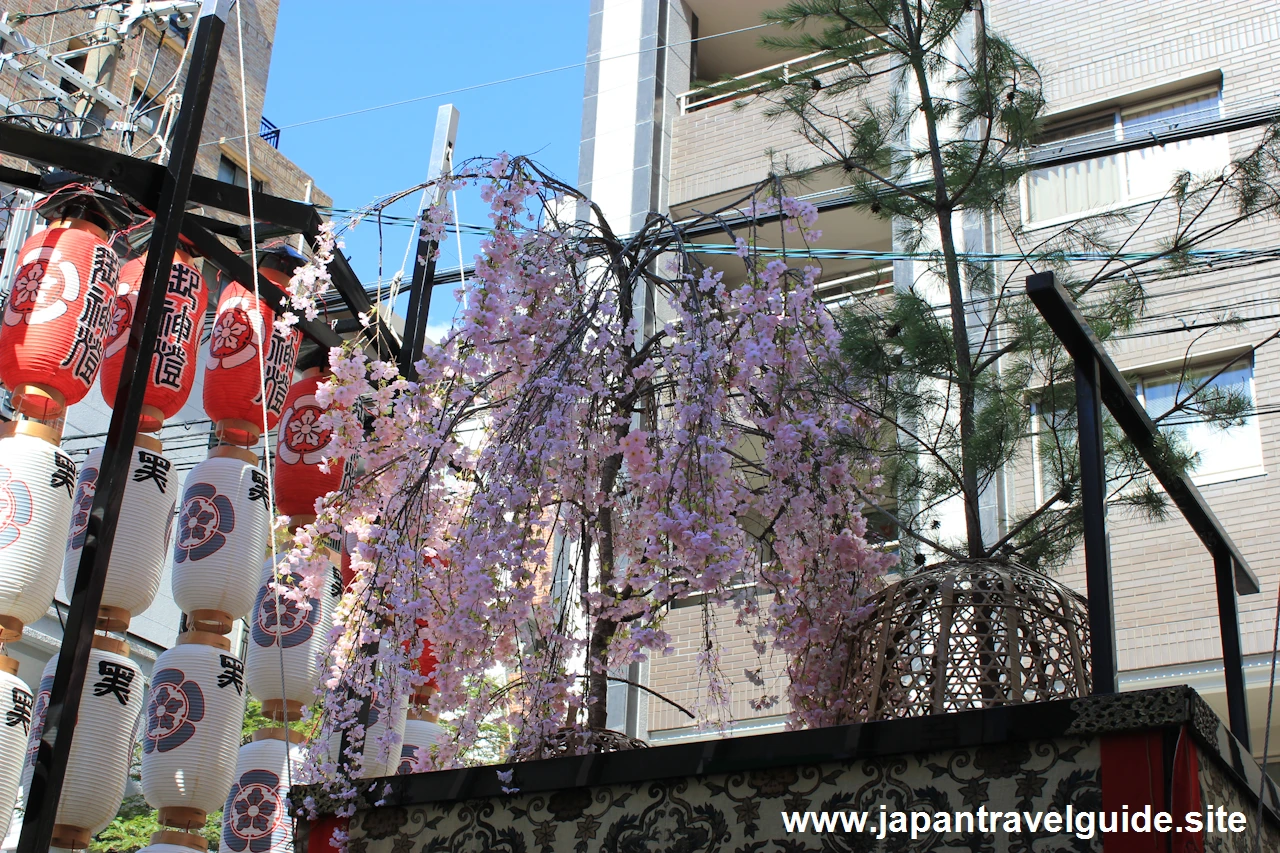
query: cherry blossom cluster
[
  {"left": 282, "top": 158, "right": 891, "bottom": 808},
  {"left": 275, "top": 221, "right": 339, "bottom": 334}
]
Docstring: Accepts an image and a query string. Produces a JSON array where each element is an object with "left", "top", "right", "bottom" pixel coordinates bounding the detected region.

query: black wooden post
[
  {"left": 17, "top": 3, "right": 230, "bottom": 850},
  {"left": 1074, "top": 355, "right": 1118, "bottom": 694},
  {"left": 1214, "top": 543, "right": 1251, "bottom": 748}
]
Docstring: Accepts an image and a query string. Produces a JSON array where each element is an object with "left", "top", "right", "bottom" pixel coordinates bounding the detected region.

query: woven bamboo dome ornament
[
  {"left": 0, "top": 201, "right": 122, "bottom": 420},
  {"left": 0, "top": 655, "right": 33, "bottom": 841},
  {"left": 99, "top": 248, "right": 208, "bottom": 431},
  {"left": 221, "top": 728, "right": 305, "bottom": 853},
  {"left": 0, "top": 421, "right": 76, "bottom": 640},
  {"left": 62, "top": 436, "right": 176, "bottom": 631},
  {"left": 244, "top": 556, "right": 337, "bottom": 723},
  {"left": 202, "top": 266, "right": 301, "bottom": 448},
  {"left": 273, "top": 369, "right": 345, "bottom": 518},
  {"left": 171, "top": 446, "right": 271, "bottom": 634},
  {"left": 326, "top": 689, "right": 407, "bottom": 779},
  {"left": 397, "top": 711, "right": 444, "bottom": 775},
  {"left": 21, "top": 636, "right": 143, "bottom": 850},
  {"left": 839, "top": 560, "right": 1092, "bottom": 723},
  {"left": 140, "top": 631, "right": 247, "bottom": 830}
]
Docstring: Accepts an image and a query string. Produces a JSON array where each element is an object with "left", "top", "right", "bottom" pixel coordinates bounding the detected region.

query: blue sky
[{"left": 261, "top": 1, "right": 589, "bottom": 335}]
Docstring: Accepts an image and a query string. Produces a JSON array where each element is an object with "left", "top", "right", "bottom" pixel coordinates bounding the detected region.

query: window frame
[
  {"left": 1029, "top": 357, "right": 1265, "bottom": 499},
  {"left": 1021, "top": 85, "right": 1228, "bottom": 229},
  {"left": 1133, "top": 360, "right": 1265, "bottom": 487},
  {"left": 216, "top": 151, "right": 265, "bottom": 194}
]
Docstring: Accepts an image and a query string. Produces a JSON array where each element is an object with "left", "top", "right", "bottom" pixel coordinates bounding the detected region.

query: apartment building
[
  {"left": 579, "top": 0, "right": 1280, "bottom": 766},
  {"left": 0, "top": 0, "right": 327, "bottom": 754}
]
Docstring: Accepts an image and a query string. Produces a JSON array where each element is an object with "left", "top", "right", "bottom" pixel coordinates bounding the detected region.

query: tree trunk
[
  {"left": 901, "top": 0, "right": 985, "bottom": 557},
  {"left": 585, "top": 449, "right": 624, "bottom": 730}
]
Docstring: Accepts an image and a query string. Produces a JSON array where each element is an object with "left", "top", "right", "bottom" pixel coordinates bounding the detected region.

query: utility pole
[{"left": 397, "top": 103, "right": 459, "bottom": 378}]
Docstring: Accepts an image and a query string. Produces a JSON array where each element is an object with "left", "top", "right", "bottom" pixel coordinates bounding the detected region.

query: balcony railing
[
  {"left": 259, "top": 116, "right": 280, "bottom": 148},
  {"left": 678, "top": 50, "right": 842, "bottom": 114}
]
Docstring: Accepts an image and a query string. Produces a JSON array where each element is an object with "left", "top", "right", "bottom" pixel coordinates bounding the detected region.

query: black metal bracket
[{"left": 1027, "top": 270, "right": 1256, "bottom": 748}]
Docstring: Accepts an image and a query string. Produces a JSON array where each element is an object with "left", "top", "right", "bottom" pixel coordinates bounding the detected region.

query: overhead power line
[{"left": 202, "top": 21, "right": 777, "bottom": 145}]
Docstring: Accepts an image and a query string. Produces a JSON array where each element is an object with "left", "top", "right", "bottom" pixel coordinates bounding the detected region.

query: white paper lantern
[
  {"left": 141, "top": 632, "right": 247, "bottom": 829},
  {"left": 0, "top": 421, "right": 75, "bottom": 639},
  {"left": 0, "top": 656, "right": 33, "bottom": 840},
  {"left": 244, "top": 556, "right": 337, "bottom": 722},
  {"left": 327, "top": 691, "right": 407, "bottom": 779},
  {"left": 221, "top": 730, "right": 305, "bottom": 853},
  {"left": 397, "top": 715, "right": 444, "bottom": 775},
  {"left": 171, "top": 447, "right": 271, "bottom": 633},
  {"left": 22, "top": 638, "right": 144, "bottom": 850},
  {"left": 62, "top": 436, "right": 176, "bottom": 631},
  {"left": 135, "top": 829, "right": 212, "bottom": 853}
]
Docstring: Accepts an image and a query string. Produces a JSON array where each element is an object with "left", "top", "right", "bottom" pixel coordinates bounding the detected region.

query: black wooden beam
[
  {"left": 180, "top": 220, "right": 343, "bottom": 348},
  {"left": 1026, "top": 270, "right": 1254, "bottom": 749},
  {"left": 1026, "top": 272, "right": 1258, "bottom": 593},
  {"left": 1074, "top": 355, "right": 1118, "bottom": 695},
  {"left": 0, "top": 118, "right": 396, "bottom": 356}
]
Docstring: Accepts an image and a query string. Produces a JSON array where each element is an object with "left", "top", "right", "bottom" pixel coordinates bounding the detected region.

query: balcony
[
  {"left": 679, "top": 50, "right": 848, "bottom": 114},
  {"left": 259, "top": 115, "right": 280, "bottom": 148}
]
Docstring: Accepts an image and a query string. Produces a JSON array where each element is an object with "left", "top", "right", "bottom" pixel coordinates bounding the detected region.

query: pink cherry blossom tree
[{"left": 282, "top": 156, "right": 895, "bottom": 804}]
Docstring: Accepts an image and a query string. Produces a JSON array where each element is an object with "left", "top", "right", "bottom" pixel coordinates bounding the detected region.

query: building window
[
  {"left": 1031, "top": 394, "right": 1077, "bottom": 506},
  {"left": 1136, "top": 360, "right": 1263, "bottom": 486},
  {"left": 217, "top": 154, "right": 264, "bottom": 193},
  {"left": 1024, "top": 88, "right": 1229, "bottom": 225},
  {"left": 1032, "top": 359, "right": 1263, "bottom": 499}
]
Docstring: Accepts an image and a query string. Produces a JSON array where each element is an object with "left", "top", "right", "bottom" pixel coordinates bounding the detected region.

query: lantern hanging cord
[{"left": 233, "top": 0, "right": 296, "bottom": 792}]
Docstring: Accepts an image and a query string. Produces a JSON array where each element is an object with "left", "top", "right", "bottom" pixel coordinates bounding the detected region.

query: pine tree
[{"left": 739, "top": 0, "right": 1280, "bottom": 568}]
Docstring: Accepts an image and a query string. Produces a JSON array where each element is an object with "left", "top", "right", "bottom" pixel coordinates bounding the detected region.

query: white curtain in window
[
  {"left": 1027, "top": 155, "right": 1121, "bottom": 222},
  {"left": 1142, "top": 363, "right": 1262, "bottom": 484},
  {"left": 1124, "top": 93, "right": 1229, "bottom": 199}
]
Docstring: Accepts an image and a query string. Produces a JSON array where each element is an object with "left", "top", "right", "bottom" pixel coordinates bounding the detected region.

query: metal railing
[
  {"left": 678, "top": 50, "right": 846, "bottom": 114},
  {"left": 259, "top": 115, "right": 280, "bottom": 148}
]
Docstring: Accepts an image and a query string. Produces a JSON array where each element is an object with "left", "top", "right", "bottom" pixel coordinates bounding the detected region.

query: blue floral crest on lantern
[
  {"left": 144, "top": 667, "right": 205, "bottom": 754},
  {"left": 250, "top": 570, "right": 318, "bottom": 649},
  {"left": 68, "top": 465, "right": 98, "bottom": 550},
  {"left": 175, "top": 482, "right": 236, "bottom": 563},
  {"left": 0, "top": 467, "right": 34, "bottom": 550},
  {"left": 222, "top": 767, "right": 285, "bottom": 852}
]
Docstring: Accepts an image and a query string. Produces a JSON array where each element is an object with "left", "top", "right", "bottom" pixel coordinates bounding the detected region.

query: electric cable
[{"left": 202, "top": 21, "right": 777, "bottom": 145}]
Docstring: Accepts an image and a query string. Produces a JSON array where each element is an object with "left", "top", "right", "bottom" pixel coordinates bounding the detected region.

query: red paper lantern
[
  {"left": 99, "top": 249, "right": 208, "bottom": 430},
  {"left": 0, "top": 219, "right": 119, "bottom": 419},
  {"left": 202, "top": 268, "right": 300, "bottom": 446},
  {"left": 338, "top": 531, "right": 355, "bottom": 590},
  {"left": 273, "top": 369, "right": 345, "bottom": 519},
  {"left": 415, "top": 624, "right": 439, "bottom": 697}
]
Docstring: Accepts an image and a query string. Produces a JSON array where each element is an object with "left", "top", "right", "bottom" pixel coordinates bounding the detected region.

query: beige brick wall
[
  {"left": 668, "top": 55, "right": 894, "bottom": 209},
  {"left": 654, "top": 0, "right": 1280, "bottom": 738},
  {"left": 648, "top": 597, "right": 790, "bottom": 734},
  {"left": 989, "top": 0, "right": 1280, "bottom": 674}
]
